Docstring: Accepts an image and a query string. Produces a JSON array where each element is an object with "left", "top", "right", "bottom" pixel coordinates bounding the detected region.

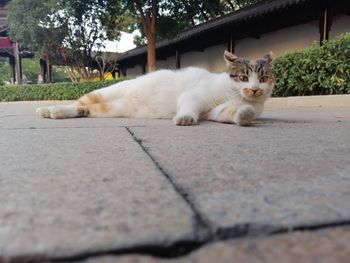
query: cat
[{"left": 36, "top": 51, "right": 275, "bottom": 126}]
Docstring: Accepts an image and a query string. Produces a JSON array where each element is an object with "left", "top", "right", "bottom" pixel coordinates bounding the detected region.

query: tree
[
  {"left": 103, "top": 0, "right": 158, "bottom": 72},
  {"left": 8, "top": 0, "right": 114, "bottom": 81},
  {"left": 104, "top": 0, "right": 222, "bottom": 72},
  {"left": 95, "top": 52, "right": 119, "bottom": 80},
  {"left": 60, "top": 0, "right": 110, "bottom": 79},
  {"left": 103, "top": 0, "right": 261, "bottom": 72},
  {"left": 8, "top": 0, "right": 67, "bottom": 82}
]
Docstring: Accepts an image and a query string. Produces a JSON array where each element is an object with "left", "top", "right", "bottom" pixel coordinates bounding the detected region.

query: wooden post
[
  {"left": 13, "top": 42, "right": 21, "bottom": 84},
  {"left": 175, "top": 50, "right": 181, "bottom": 69},
  {"left": 40, "top": 59, "right": 47, "bottom": 83},
  {"left": 227, "top": 35, "right": 235, "bottom": 53},
  {"left": 48, "top": 64, "right": 53, "bottom": 83},
  {"left": 142, "top": 62, "right": 146, "bottom": 74},
  {"left": 319, "top": 1, "right": 333, "bottom": 45},
  {"left": 19, "top": 55, "right": 23, "bottom": 83}
]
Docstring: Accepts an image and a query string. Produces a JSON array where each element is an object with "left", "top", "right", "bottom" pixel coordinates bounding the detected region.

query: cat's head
[{"left": 224, "top": 51, "right": 275, "bottom": 102}]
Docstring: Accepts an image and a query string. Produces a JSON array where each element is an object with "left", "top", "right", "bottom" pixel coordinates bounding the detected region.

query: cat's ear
[
  {"left": 263, "top": 51, "right": 274, "bottom": 63},
  {"left": 224, "top": 51, "right": 239, "bottom": 66}
]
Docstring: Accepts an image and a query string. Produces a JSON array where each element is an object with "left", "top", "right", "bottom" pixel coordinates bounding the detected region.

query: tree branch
[
  {"left": 226, "top": 0, "right": 235, "bottom": 11},
  {"left": 133, "top": 0, "right": 147, "bottom": 26}
]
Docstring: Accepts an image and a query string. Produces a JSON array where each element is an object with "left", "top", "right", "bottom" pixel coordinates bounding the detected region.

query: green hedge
[
  {"left": 272, "top": 33, "right": 350, "bottom": 96},
  {"left": 0, "top": 79, "right": 122, "bottom": 101},
  {"left": 2, "top": 34, "right": 349, "bottom": 101}
]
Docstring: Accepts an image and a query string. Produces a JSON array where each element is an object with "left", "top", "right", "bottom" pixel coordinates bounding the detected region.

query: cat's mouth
[{"left": 242, "top": 88, "right": 264, "bottom": 99}]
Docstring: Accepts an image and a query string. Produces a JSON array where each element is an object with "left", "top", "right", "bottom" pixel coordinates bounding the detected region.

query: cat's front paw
[
  {"left": 173, "top": 115, "right": 198, "bottom": 126},
  {"left": 234, "top": 105, "right": 255, "bottom": 126}
]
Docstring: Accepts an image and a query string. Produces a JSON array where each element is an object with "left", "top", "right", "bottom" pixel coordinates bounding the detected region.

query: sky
[{"left": 104, "top": 32, "right": 136, "bottom": 53}]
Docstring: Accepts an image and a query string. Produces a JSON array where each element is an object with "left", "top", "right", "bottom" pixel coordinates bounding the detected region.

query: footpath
[{"left": 0, "top": 99, "right": 349, "bottom": 263}]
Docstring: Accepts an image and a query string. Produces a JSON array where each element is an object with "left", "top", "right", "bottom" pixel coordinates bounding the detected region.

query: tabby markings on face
[
  {"left": 228, "top": 58, "right": 273, "bottom": 84},
  {"left": 224, "top": 51, "right": 275, "bottom": 100}
]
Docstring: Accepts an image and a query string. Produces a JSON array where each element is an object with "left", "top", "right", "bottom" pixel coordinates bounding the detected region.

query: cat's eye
[
  {"left": 239, "top": 75, "right": 249, "bottom": 82},
  {"left": 229, "top": 74, "right": 237, "bottom": 78},
  {"left": 260, "top": 76, "right": 269, "bottom": 83}
]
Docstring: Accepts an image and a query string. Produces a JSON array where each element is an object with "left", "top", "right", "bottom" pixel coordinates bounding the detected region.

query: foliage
[
  {"left": 0, "top": 58, "right": 11, "bottom": 85},
  {"left": 102, "top": 0, "right": 261, "bottom": 70},
  {"left": 273, "top": 33, "right": 350, "bottom": 96},
  {"left": 52, "top": 67, "right": 71, "bottom": 83},
  {"left": 60, "top": 0, "right": 111, "bottom": 77},
  {"left": 8, "top": 0, "right": 67, "bottom": 57},
  {"left": 104, "top": 0, "right": 261, "bottom": 47},
  {"left": 0, "top": 58, "right": 70, "bottom": 85},
  {"left": 0, "top": 79, "right": 123, "bottom": 101},
  {"left": 8, "top": 0, "right": 115, "bottom": 81},
  {"left": 21, "top": 58, "right": 41, "bottom": 84}
]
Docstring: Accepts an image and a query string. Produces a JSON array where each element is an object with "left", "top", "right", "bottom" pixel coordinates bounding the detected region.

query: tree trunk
[
  {"left": 134, "top": 0, "right": 158, "bottom": 73},
  {"left": 147, "top": 31, "right": 156, "bottom": 72}
]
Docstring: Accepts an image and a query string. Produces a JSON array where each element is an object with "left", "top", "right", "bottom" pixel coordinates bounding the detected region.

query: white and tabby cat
[{"left": 36, "top": 51, "right": 274, "bottom": 126}]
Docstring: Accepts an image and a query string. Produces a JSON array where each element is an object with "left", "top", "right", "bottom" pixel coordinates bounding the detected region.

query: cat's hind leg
[
  {"left": 36, "top": 91, "right": 120, "bottom": 119},
  {"left": 36, "top": 99, "right": 131, "bottom": 119},
  {"left": 206, "top": 101, "right": 255, "bottom": 126},
  {"left": 36, "top": 104, "right": 89, "bottom": 119}
]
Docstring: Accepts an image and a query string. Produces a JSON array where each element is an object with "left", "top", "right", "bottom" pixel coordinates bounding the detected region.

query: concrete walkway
[{"left": 0, "top": 101, "right": 350, "bottom": 263}]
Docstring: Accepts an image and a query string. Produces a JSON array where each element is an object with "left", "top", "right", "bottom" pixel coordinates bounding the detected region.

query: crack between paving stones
[
  {"left": 5, "top": 220, "right": 350, "bottom": 263},
  {"left": 3, "top": 126, "right": 350, "bottom": 262},
  {"left": 125, "top": 126, "right": 214, "bottom": 240},
  {"left": 214, "top": 219, "right": 350, "bottom": 240}
]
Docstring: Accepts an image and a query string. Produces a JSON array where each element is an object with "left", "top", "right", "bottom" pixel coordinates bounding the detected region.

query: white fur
[{"left": 37, "top": 52, "right": 274, "bottom": 126}]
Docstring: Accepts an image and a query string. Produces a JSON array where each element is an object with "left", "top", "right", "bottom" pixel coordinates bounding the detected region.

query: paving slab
[
  {"left": 129, "top": 108, "right": 350, "bottom": 232},
  {"left": 83, "top": 226, "right": 350, "bottom": 263},
  {"left": 0, "top": 126, "right": 195, "bottom": 260},
  {"left": 1, "top": 101, "right": 350, "bottom": 262}
]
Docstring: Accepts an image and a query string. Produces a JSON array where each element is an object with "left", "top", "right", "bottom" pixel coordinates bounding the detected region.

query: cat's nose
[{"left": 250, "top": 88, "right": 259, "bottom": 94}]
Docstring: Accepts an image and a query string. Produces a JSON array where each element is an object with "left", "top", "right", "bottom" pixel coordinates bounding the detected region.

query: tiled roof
[
  {"left": 0, "top": 36, "right": 12, "bottom": 47},
  {"left": 118, "top": 0, "right": 310, "bottom": 62}
]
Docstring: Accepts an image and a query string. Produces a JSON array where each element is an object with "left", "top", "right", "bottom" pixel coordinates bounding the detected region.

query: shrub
[
  {"left": 272, "top": 33, "right": 350, "bottom": 96},
  {"left": 0, "top": 79, "right": 122, "bottom": 101}
]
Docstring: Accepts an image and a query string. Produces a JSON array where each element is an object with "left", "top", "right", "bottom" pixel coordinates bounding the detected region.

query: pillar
[{"left": 176, "top": 50, "right": 181, "bottom": 69}]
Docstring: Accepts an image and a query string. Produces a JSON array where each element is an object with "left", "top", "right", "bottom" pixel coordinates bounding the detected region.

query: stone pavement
[{"left": 0, "top": 101, "right": 350, "bottom": 263}]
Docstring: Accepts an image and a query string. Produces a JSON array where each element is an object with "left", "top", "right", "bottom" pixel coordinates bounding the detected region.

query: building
[
  {"left": 0, "top": 0, "right": 33, "bottom": 84},
  {"left": 117, "top": 0, "right": 350, "bottom": 77}
]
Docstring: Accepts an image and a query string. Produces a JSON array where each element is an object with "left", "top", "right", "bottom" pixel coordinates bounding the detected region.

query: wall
[
  {"left": 125, "top": 15, "right": 350, "bottom": 76},
  {"left": 126, "top": 65, "right": 143, "bottom": 78},
  {"left": 181, "top": 44, "right": 227, "bottom": 72},
  {"left": 330, "top": 15, "right": 350, "bottom": 39},
  {"left": 156, "top": 56, "right": 176, "bottom": 70},
  {"left": 235, "top": 15, "right": 350, "bottom": 60},
  {"left": 235, "top": 22, "right": 320, "bottom": 59}
]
